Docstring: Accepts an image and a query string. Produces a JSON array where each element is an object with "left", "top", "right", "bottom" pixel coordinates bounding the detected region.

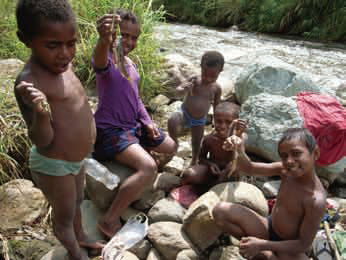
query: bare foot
[
  {"left": 97, "top": 219, "right": 122, "bottom": 239},
  {"left": 79, "top": 239, "right": 105, "bottom": 256}
]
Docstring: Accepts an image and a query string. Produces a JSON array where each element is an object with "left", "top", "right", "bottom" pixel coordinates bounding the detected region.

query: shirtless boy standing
[
  {"left": 168, "top": 51, "right": 224, "bottom": 165},
  {"left": 14, "top": 1, "right": 101, "bottom": 259},
  {"left": 213, "top": 128, "right": 326, "bottom": 260},
  {"left": 181, "top": 102, "right": 247, "bottom": 193}
]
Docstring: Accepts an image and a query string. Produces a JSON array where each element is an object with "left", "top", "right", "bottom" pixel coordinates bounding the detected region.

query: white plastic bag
[
  {"left": 83, "top": 158, "right": 120, "bottom": 190},
  {"left": 101, "top": 213, "right": 149, "bottom": 260}
]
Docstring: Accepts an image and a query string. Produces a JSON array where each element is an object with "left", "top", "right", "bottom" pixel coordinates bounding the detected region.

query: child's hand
[
  {"left": 96, "top": 14, "right": 121, "bottom": 45},
  {"left": 16, "top": 81, "right": 48, "bottom": 113},
  {"left": 209, "top": 162, "right": 221, "bottom": 175},
  {"left": 223, "top": 135, "right": 242, "bottom": 151},
  {"left": 239, "top": 236, "right": 263, "bottom": 259},
  {"left": 232, "top": 119, "right": 247, "bottom": 137},
  {"left": 146, "top": 124, "right": 160, "bottom": 140}
]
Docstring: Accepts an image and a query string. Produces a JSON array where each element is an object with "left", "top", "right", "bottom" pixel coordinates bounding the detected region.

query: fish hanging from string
[{"left": 111, "top": 10, "right": 130, "bottom": 82}]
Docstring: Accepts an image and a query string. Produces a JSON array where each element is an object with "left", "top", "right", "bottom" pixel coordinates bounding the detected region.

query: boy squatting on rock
[
  {"left": 213, "top": 128, "right": 327, "bottom": 260},
  {"left": 181, "top": 102, "right": 247, "bottom": 194},
  {"left": 168, "top": 51, "right": 224, "bottom": 165},
  {"left": 14, "top": 0, "right": 104, "bottom": 259},
  {"left": 91, "top": 9, "right": 176, "bottom": 238}
]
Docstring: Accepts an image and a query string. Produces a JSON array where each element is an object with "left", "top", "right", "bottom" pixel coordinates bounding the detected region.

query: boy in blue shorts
[
  {"left": 168, "top": 51, "right": 224, "bottom": 165},
  {"left": 14, "top": 0, "right": 102, "bottom": 259},
  {"left": 92, "top": 9, "right": 176, "bottom": 238}
]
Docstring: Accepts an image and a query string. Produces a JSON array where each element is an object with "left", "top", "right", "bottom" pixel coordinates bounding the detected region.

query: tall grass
[
  {"left": 153, "top": 0, "right": 346, "bottom": 42},
  {"left": 0, "top": 0, "right": 165, "bottom": 183}
]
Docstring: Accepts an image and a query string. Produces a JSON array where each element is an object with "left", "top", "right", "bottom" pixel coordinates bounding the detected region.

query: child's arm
[
  {"left": 15, "top": 81, "right": 53, "bottom": 148},
  {"left": 93, "top": 14, "right": 121, "bottom": 69},
  {"left": 175, "top": 76, "right": 197, "bottom": 98},
  {"left": 212, "top": 84, "right": 222, "bottom": 112},
  {"left": 199, "top": 136, "right": 221, "bottom": 174}
]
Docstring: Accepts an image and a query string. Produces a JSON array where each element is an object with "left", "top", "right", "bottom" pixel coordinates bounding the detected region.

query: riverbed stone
[
  {"left": 182, "top": 191, "right": 222, "bottom": 251},
  {"left": 153, "top": 172, "right": 181, "bottom": 192},
  {"left": 132, "top": 190, "right": 165, "bottom": 211},
  {"left": 219, "top": 245, "right": 244, "bottom": 260},
  {"left": 182, "top": 181, "right": 268, "bottom": 252},
  {"left": 160, "top": 54, "right": 199, "bottom": 100},
  {"left": 147, "top": 222, "right": 194, "bottom": 260},
  {"left": 148, "top": 198, "right": 186, "bottom": 223},
  {"left": 241, "top": 93, "right": 303, "bottom": 161},
  {"left": 0, "top": 179, "right": 48, "bottom": 230},
  {"left": 0, "top": 59, "right": 24, "bottom": 79},
  {"left": 128, "top": 239, "right": 151, "bottom": 260},
  {"left": 176, "top": 249, "right": 200, "bottom": 260},
  {"left": 234, "top": 61, "right": 332, "bottom": 105},
  {"left": 146, "top": 248, "right": 163, "bottom": 260}
]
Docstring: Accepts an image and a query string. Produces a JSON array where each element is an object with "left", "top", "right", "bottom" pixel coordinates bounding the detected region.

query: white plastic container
[
  {"left": 102, "top": 213, "right": 149, "bottom": 260},
  {"left": 83, "top": 158, "right": 120, "bottom": 190}
]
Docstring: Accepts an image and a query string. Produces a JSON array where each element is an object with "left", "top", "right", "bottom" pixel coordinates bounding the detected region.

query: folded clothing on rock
[{"left": 296, "top": 92, "right": 346, "bottom": 166}]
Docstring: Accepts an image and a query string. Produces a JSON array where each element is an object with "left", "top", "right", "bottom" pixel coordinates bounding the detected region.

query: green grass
[{"left": 0, "top": 0, "right": 166, "bottom": 183}]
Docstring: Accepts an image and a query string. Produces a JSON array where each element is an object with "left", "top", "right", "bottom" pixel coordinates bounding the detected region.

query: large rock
[
  {"left": 240, "top": 93, "right": 345, "bottom": 180},
  {"left": 146, "top": 248, "right": 163, "bottom": 260},
  {"left": 147, "top": 222, "right": 194, "bottom": 260},
  {"left": 148, "top": 198, "right": 186, "bottom": 223},
  {"left": 0, "top": 179, "right": 48, "bottom": 230},
  {"left": 241, "top": 93, "right": 303, "bottom": 161},
  {"left": 234, "top": 60, "right": 334, "bottom": 105},
  {"left": 160, "top": 54, "right": 199, "bottom": 100},
  {"left": 182, "top": 182, "right": 268, "bottom": 251}
]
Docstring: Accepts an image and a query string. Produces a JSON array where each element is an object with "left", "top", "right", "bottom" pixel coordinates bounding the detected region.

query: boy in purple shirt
[{"left": 92, "top": 9, "right": 176, "bottom": 238}]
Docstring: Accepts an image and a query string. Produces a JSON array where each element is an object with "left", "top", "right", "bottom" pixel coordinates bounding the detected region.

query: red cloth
[
  {"left": 170, "top": 185, "right": 199, "bottom": 209},
  {"left": 296, "top": 92, "right": 346, "bottom": 166}
]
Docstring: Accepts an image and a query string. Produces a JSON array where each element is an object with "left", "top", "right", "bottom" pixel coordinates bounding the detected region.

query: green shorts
[{"left": 29, "top": 146, "right": 82, "bottom": 176}]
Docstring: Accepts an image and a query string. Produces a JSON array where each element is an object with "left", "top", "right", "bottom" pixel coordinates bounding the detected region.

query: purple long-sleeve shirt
[{"left": 93, "top": 54, "right": 152, "bottom": 130}]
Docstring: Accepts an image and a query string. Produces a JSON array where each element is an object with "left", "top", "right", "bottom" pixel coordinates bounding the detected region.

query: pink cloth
[
  {"left": 296, "top": 92, "right": 346, "bottom": 166},
  {"left": 170, "top": 185, "right": 199, "bottom": 209}
]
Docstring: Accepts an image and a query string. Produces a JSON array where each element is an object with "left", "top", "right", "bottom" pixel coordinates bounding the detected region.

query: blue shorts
[
  {"left": 29, "top": 146, "right": 82, "bottom": 176},
  {"left": 181, "top": 106, "right": 206, "bottom": 128},
  {"left": 93, "top": 126, "right": 166, "bottom": 161}
]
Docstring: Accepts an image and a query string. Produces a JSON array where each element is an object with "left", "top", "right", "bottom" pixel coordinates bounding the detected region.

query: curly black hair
[
  {"left": 201, "top": 51, "right": 224, "bottom": 71},
  {"left": 16, "top": 0, "right": 75, "bottom": 39}
]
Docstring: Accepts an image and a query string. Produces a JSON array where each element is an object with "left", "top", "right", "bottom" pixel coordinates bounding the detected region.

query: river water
[{"left": 154, "top": 23, "right": 346, "bottom": 97}]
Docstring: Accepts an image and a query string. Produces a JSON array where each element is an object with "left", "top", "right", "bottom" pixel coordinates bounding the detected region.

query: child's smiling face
[
  {"left": 279, "top": 138, "right": 318, "bottom": 178},
  {"left": 28, "top": 20, "right": 77, "bottom": 74},
  {"left": 214, "top": 110, "right": 238, "bottom": 139},
  {"left": 119, "top": 20, "right": 140, "bottom": 56}
]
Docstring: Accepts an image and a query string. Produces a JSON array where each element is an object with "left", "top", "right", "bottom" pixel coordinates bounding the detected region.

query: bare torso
[
  {"left": 182, "top": 77, "right": 220, "bottom": 119},
  {"left": 16, "top": 61, "right": 96, "bottom": 161},
  {"left": 201, "top": 132, "right": 236, "bottom": 169},
  {"left": 271, "top": 175, "right": 325, "bottom": 240}
]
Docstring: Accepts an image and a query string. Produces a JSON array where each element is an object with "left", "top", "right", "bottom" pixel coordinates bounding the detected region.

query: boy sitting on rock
[
  {"left": 180, "top": 102, "right": 247, "bottom": 194},
  {"left": 213, "top": 128, "right": 327, "bottom": 260}
]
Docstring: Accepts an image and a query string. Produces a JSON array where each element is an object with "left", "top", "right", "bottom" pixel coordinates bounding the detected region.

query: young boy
[
  {"left": 92, "top": 9, "right": 176, "bottom": 238},
  {"left": 181, "top": 102, "right": 247, "bottom": 193},
  {"left": 168, "top": 51, "right": 224, "bottom": 165},
  {"left": 14, "top": 1, "right": 102, "bottom": 259},
  {"left": 213, "top": 128, "right": 327, "bottom": 260}
]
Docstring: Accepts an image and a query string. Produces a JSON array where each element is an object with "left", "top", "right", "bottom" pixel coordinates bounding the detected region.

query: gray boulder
[{"left": 234, "top": 61, "right": 333, "bottom": 105}]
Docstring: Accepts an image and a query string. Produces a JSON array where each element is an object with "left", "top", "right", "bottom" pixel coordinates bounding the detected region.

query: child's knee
[
  {"left": 181, "top": 168, "right": 194, "bottom": 184},
  {"left": 212, "top": 202, "right": 230, "bottom": 225},
  {"left": 140, "top": 159, "right": 158, "bottom": 180}
]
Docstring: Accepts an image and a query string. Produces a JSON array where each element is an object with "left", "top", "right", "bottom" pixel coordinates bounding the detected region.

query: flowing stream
[{"left": 154, "top": 23, "right": 346, "bottom": 96}]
